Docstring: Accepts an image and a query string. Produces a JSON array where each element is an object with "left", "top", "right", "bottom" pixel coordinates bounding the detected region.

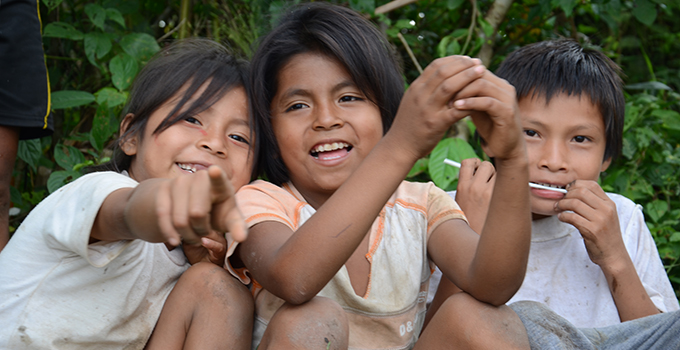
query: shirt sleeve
[
  {"left": 32, "top": 172, "right": 138, "bottom": 267},
  {"left": 426, "top": 183, "right": 468, "bottom": 241},
  {"left": 226, "top": 180, "right": 302, "bottom": 284},
  {"left": 620, "top": 195, "right": 680, "bottom": 313}
]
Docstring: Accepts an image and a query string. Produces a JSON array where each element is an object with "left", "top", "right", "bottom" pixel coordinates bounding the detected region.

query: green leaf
[
  {"left": 646, "top": 200, "right": 668, "bottom": 223},
  {"left": 83, "top": 32, "right": 112, "bottom": 67},
  {"left": 447, "top": 0, "right": 465, "bottom": 10},
  {"left": 428, "top": 138, "right": 480, "bottom": 189},
  {"left": 42, "top": 22, "right": 84, "bottom": 40},
  {"left": 90, "top": 103, "right": 118, "bottom": 152},
  {"left": 120, "top": 33, "right": 160, "bottom": 62},
  {"left": 42, "top": 0, "right": 64, "bottom": 10},
  {"left": 625, "top": 81, "right": 672, "bottom": 90},
  {"left": 560, "top": 0, "right": 577, "bottom": 16},
  {"left": 407, "top": 158, "right": 429, "bottom": 178},
  {"left": 51, "top": 90, "right": 95, "bottom": 109},
  {"left": 106, "top": 8, "right": 126, "bottom": 28},
  {"left": 85, "top": 3, "right": 107, "bottom": 30},
  {"left": 17, "top": 139, "right": 42, "bottom": 171},
  {"left": 479, "top": 18, "right": 494, "bottom": 38},
  {"left": 96, "top": 87, "right": 128, "bottom": 108},
  {"left": 437, "top": 36, "right": 452, "bottom": 58},
  {"left": 348, "top": 0, "right": 375, "bottom": 14},
  {"left": 54, "top": 144, "right": 86, "bottom": 170},
  {"left": 632, "top": 0, "right": 657, "bottom": 26},
  {"left": 110, "top": 53, "right": 139, "bottom": 91},
  {"left": 670, "top": 231, "right": 680, "bottom": 243},
  {"left": 47, "top": 170, "right": 80, "bottom": 193},
  {"left": 652, "top": 110, "right": 680, "bottom": 131}
]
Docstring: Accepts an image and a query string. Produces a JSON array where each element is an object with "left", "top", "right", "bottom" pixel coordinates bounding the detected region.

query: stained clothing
[
  {"left": 0, "top": 172, "right": 189, "bottom": 349},
  {"left": 228, "top": 180, "right": 467, "bottom": 350},
  {"left": 429, "top": 191, "right": 678, "bottom": 328},
  {"left": 0, "top": 0, "right": 53, "bottom": 139}
]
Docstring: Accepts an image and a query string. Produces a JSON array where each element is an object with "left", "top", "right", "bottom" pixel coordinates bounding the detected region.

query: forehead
[
  {"left": 277, "top": 52, "right": 353, "bottom": 89},
  {"left": 519, "top": 93, "right": 604, "bottom": 132}
]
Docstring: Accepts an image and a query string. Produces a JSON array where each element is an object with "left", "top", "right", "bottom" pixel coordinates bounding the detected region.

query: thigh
[{"left": 257, "top": 296, "right": 349, "bottom": 350}]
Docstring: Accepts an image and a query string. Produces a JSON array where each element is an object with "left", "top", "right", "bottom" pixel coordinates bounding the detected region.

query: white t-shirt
[
  {"left": 0, "top": 172, "right": 190, "bottom": 349},
  {"left": 428, "top": 191, "right": 679, "bottom": 328}
]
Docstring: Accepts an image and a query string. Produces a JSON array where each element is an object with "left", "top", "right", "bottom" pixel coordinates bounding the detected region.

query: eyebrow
[
  {"left": 525, "top": 119, "right": 604, "bottom": 133},
  {"left": 278, "top": 80, "right": 358, "bottom": 101}
]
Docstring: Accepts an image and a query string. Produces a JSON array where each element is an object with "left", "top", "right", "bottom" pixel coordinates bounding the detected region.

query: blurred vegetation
[{"left": 11, "top": 0, "right": 680, "bottom": 297}]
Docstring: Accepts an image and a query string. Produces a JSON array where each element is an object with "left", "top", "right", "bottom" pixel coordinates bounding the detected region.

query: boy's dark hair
[
  {"left": 93, "top": 38, "right": 251, "bottom": 175},
  {"left": 495, "top": 39, "right": 624, "bottom": 161},
  {"left": 250, "top": 2, "right": 404, "bottom": 185}
]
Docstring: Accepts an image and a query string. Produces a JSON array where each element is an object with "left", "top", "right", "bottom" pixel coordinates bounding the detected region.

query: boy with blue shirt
[{"left": 425, "top": 39, "right": 679, "bottom": 348}]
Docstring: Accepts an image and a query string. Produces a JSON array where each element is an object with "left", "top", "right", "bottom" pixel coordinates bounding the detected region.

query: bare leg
[
  {"left": 258, "top": 296, "right": 349, "bottom": 350},
  {"left": 415, "top": 292, "right": 530, "bottom": 350},
  {"left": 146, "top": 262, "right": 254, "bottom": 350},
  {"left": 0, "top": 125, "right": 19, "bottom": 252}
]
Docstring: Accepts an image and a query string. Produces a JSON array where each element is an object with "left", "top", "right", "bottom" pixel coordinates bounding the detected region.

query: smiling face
[
  {"left": 122, "top": 86, "right": 253, "bottom": 189},
  {"left": 270, "top": 52, "right": 383, "bottom": 207},
  {"left": 520, "top": 93, "right": 611, "bottom": 219}
]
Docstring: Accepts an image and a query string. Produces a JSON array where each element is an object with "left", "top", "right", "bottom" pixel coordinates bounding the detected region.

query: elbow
[{"left": 270, "top": 273, "right": 321, "bottom": 305}]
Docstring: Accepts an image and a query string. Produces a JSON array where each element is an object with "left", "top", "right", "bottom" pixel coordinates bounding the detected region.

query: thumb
[{"left": 208, "top": 165, "right": 236, "bottom": 204}]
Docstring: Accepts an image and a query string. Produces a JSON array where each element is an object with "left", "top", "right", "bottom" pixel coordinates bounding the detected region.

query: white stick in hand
[{"left": 443, "top": 158, "right": 567, "bottom": 194}]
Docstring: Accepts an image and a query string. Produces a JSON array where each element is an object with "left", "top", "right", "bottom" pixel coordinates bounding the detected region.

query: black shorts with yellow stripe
[{"left": 0, "top": 0, "right": 53, "bottom": 140}]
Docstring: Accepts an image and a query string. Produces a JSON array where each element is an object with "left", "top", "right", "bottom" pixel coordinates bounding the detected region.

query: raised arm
[
  {"left": 428, "top": 70, "right": 531, "bottom": 306},
  {"left": 238, "top": 56, "right": 490, "bottom": 304}
]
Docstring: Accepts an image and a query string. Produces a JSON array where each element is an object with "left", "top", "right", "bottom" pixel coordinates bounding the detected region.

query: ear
[
  {"left": 601, "top": 157, "right": 612, "bottom": 172},
  {"left": 119, "top": 113, "right": 138, "bottom": 156}
]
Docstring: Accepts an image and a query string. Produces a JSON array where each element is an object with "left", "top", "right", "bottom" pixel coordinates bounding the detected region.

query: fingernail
[
  {"left": 454, "top": 100, "right": 465, "bottom": 108},
  {"left": 474, "top": 65, "right": 485, "bottom": 73}
]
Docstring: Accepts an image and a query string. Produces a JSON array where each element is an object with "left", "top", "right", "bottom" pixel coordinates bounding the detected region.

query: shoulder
[{"left": 605, "top": 192, "right": 643, "bottom": 222}]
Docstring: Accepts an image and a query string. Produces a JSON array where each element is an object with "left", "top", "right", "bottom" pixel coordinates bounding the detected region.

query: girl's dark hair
[
  {"left": 495, "top": 39, "right": 625, "bottom": 161},
  {"left": 250, "top": 2, "right": 404, "bottom": 185},
  {"left": 92, "top": 38, "right": 251, "bottom": 175}
]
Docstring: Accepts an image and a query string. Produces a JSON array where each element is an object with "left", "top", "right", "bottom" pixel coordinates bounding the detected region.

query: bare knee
[
  {"left": 417, "top": 293, "right": 529, "bottom": 350},
  {"left": 179, "top": 262, "right": 253, "bottom": 317},
  {"left": 260, "top": 296, "right": 349, "bottom": 350}
]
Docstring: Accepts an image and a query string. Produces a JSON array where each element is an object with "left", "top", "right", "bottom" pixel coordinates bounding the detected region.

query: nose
[
  {"left": 198, "top": 129, "right": 227, "bottom": 157},
  {"left": 312, "top": 103, "right": 344, "bottom": 131},
  {"left": 537, "top": 140, "right": 567, "bottom": 172}
]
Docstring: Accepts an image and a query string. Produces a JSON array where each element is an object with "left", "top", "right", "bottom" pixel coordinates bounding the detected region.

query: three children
[{"left": 1, "top": 3, "right": 678, "bottom": 349}]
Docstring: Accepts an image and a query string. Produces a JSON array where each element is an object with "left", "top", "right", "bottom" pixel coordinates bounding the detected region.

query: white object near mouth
[{"left": 443, "top": 158, "right": 567, "bottom": 194}]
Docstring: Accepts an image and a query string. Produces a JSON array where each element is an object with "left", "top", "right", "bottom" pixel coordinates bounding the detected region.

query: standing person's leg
[
  {"left": 0, "top": 0, "right": 54, "bottom": 252},
  {"left": 0, "top": 126, "right": 19, "bottom": 251}
]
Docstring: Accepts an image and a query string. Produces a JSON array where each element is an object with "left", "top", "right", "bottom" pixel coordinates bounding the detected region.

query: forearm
[
  {"left": 469, "top": 156, "right": 531, "bottom": 304},
  {"left": 601, "top": 258, "right": 661, "bottom": 321},
  {"left": 91, "top": 179, "right": 168, "bottom": 243},
  {"left": 258, "top": 136, "right": 418, "bottom": 301}
]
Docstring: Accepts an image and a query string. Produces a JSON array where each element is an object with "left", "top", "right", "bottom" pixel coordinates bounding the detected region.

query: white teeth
[
  {"left": 314, "top": 142, "right": 349, "bottom": 153},
  {"left": 533, "top": 182, "right": 565, "bottom": 189},
  {"left": 178, "top": 163, "right": 196, "bottom": 173}
]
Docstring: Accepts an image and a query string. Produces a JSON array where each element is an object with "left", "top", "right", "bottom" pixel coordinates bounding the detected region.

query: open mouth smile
[{"left": 310, "top": 142, "right": 353, "bottom": 160}]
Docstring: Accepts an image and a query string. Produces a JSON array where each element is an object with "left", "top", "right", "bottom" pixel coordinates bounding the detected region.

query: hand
[
  {"left": 156, "top": 165, "right": 248, "bottom": 247},
  {"left": 455, "top": 158, "right": 495, "bottom": 233},
  {"left": 555, "top": 180, "right": 627, "bottom": 268},
  {"left": 182, "top": 230, "right": 228, "bottom": 265},
  {"left": 451, "top": 71, "right": 525, "bottom": 161},
  {"left": 387, "top": 56, "right": 486, "bottom": 160}
]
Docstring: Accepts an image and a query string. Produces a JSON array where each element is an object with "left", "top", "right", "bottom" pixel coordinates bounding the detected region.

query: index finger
[{"left": 208, "top": 165, "right": 236, "bottom": 204}]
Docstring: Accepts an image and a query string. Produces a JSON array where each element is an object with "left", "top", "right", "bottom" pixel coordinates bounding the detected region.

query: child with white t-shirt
[
  {"left": 427, "top": 39, "right": 678, "bottom": 343},
  {"left": 0, "top": 38, "right": 254, "bottom": 349}
]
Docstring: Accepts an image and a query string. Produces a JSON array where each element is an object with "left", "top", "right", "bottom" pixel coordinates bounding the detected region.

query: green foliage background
[{"left": 11, "top": 0, "right": 680, "bottom": 298}]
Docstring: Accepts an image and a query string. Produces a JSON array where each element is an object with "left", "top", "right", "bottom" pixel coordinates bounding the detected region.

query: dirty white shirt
[
  {"left": 428, "top": 191, "right": 679, "bottom": 328},
  {"left": 230, "top": 180, "right": 467, "bottom": 350},
  {"left": 0, "top": 172, "right": 189, "bottom": 349}
]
